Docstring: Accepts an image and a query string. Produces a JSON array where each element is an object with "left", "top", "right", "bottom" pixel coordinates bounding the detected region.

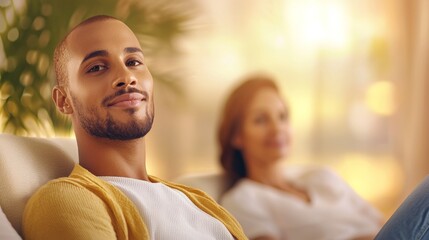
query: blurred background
[{"left": 1, "top": 0, "right": 428, "bottom": 218}]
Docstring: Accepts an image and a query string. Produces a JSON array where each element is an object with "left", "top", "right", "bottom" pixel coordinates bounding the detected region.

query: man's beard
[{"left": 71, "top": 91, "right": 154, "bottom": 140}]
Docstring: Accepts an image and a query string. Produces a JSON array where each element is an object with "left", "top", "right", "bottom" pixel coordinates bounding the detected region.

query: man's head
[{"left": 52, "top": 15, "right": 154, "bottom": 140}]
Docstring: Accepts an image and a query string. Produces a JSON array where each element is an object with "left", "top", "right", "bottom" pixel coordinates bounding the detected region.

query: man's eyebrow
[
  {"left": 81, "top": 48, "right": 143, "bottom": 64},
  {"left": 125, "top": 47, "right": 143, "bottom": 54},
  {"left": 82, "top": 50, "right": 108, "bottom": 64}
]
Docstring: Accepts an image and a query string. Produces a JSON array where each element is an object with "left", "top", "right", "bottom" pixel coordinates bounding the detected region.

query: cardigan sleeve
[{"left": 23, "top": 180, "right": 117, "bottom": 240}]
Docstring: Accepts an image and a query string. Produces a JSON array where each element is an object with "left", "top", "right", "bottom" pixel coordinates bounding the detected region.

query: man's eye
[
  {"left": 87, "top": 65, "right": 107, "bottom": 73},
  {"left": 126, "top": 60, "right": 142, "bottom": 67}
]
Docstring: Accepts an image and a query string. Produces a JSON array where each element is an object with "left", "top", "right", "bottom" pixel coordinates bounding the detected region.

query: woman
[{"left": 217, "top": 75, "right": 383, "bottom": 240}]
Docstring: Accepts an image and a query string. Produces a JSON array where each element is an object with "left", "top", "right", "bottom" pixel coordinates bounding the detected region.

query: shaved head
[{"left": 53, "top": 15, "right": 119, "bottom": 86}]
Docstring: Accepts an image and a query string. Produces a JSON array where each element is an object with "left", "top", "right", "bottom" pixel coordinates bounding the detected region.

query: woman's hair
[{"left": 217, "top": 74, "right": 280, "bottom": 186}]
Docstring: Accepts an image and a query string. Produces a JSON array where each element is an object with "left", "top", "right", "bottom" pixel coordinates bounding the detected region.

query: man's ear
[{"left": 52, "top": 86, "right": 73, "bottom": 114}]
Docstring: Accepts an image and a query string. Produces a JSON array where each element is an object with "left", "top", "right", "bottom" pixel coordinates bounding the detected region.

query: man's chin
[
  {"left": 103, "top": 133, "right": 146, "bottom": 141},
  {"left": 105, "top": 124, "right": 152, "bottom": 140}
]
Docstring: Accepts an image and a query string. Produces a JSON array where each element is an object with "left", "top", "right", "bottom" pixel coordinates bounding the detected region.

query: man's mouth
[{"left": 107, "top": 93, "right": 146, "bottom": 107}]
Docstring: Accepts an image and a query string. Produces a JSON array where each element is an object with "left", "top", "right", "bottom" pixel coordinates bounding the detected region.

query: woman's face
[{"left": 234, "top": 87, "right": 292, "bottom": 166}]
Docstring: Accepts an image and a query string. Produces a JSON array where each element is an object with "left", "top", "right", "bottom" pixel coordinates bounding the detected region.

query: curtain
[{"left": 396, "top": 0, "right": 429, "bottom": 195}]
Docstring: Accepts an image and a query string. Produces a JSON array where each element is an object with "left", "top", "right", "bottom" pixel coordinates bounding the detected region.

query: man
[{"left": 22, "top": 15, "right": 246, "bottom": 240}]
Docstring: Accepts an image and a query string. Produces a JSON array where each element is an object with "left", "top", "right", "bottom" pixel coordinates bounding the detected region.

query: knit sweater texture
[{"left": 23, "top": 164, "right": 246, "bottom": 240}]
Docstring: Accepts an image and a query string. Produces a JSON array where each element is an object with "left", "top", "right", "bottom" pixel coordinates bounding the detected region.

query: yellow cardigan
[{"left": 23, "top": 164, "right": 247, "bottom": 240}]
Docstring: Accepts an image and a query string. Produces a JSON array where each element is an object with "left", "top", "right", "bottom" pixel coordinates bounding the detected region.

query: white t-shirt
[
  {"left": 220, "top": 167, "right": 382, "bottom": 240},
  {"left": 100, "top": 176, "right": 234, "bottom": 240}
]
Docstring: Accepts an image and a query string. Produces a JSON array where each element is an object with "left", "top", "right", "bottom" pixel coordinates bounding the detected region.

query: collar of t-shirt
[{"left": 100, "top": 176, "right": 234, "bottom": 240}]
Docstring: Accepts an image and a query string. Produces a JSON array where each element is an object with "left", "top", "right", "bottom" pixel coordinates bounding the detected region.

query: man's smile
[{"left": 107, "top": 92, "right": 146, "bottom": 108}]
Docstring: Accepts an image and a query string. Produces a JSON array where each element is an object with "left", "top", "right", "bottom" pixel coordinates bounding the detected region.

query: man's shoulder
[
  {"left": 32, "top": 164, "right": 96, "bottom": 193},
  {"left": 24, "top": 174, "right": 111, "bottom": 222},
  {"left": 22, "top": 174, "right": 126, "bottom": 240},
  {"left": 27, "top": 164, "right": 110, "bottom": 207},
  {"left": 28, "top": 176, "right": 93, "bottom": 204}
]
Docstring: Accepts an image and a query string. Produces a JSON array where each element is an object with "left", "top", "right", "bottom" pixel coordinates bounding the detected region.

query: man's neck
[{"left": 76, "top": 133, "right": 149, "bottom": 181}]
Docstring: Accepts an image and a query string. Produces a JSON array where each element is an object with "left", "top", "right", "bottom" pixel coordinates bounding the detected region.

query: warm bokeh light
[
  {"left": 365, "top": 80, "right": 396, "bottom": 116},
  {"left": 285, "top": 0, "right": 351, "bottom": 52},
  {"left": 333, "top": 153, "right": 404, "bottom": 216},
  {"left": 334, "top": 153, "right": 403, "bottom": 200}
]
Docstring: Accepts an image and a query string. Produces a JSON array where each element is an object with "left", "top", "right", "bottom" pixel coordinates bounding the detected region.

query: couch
[
  {"left": 0, "top": 133, "right": 228, "bottom": 238},
  {"left": 0, "top": 134, "right": 78, "bottom": 237}
]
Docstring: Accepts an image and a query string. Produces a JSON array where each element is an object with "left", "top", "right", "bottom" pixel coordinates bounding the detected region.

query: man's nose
[{"left": 112, "top": 67, "right": 137, "bottom": 88}]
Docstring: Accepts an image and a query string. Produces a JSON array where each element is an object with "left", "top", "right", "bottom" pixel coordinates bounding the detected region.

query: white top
[
  {"left": 220, "top": 167, "right": 382, "bottom": 240},
  {"left": 0, "top": 206, "right": 22, "bottom": 240},
  {"left": 100, "top": 176, "right": 234, "bottom": 240}
]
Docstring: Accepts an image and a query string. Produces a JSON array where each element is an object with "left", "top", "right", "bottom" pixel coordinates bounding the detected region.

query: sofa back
[
  {"left": 174, "top": 172, "right": 230, "bottom": 202},
  {"left": 0, "top": 134, "right": 78, "bottom": 236}
]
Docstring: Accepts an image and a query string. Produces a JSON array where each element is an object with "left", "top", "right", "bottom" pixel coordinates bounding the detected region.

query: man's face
[{"left": 64, "top": 19, "right": 154, "bottom": 140}]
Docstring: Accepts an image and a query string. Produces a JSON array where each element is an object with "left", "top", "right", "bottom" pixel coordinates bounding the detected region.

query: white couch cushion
[{"left": 0, "top": 134, "right": 78, "bottom": 236}]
